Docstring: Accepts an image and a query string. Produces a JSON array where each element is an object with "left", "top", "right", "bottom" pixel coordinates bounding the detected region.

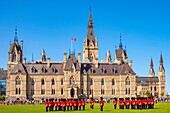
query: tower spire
[
  {"left": 14, "top": 26, "right": 18, "bottom": 42},
  {"left": 149, "top": 57, "right": 155, "bottom": 77},
  {"left": 160, "top": 53, "right": 163, "bottom": 64},
  {"left": 119, "top": 33, "right": 123, "bottom": 48},
  {"left": 87, "top": 7, "right": 94, "bottom": 37}
]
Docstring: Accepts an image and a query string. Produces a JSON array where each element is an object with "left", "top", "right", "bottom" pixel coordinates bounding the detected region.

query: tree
[
  {"left": 139, "top": 91, "right": 142, "bottom": 96},
  {"left": 146, "top": 90, "right": 150, "bottom": 97},
  {"left": 160, "top": 92, "right": 164, "bottom": 97}
]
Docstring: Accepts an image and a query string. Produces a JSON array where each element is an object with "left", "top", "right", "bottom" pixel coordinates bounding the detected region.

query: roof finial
[
  {"left": 119, "top": 33, "right": 123, "bottom": 48},
  {"left": 150, "top": 57, "right": 154, "bottom": 66},
  {"left": 160, "top": 53, "right": 163, "bottom": 64},
  {"left": 14, "top": 26, "right": 18, "bottom": 42}
]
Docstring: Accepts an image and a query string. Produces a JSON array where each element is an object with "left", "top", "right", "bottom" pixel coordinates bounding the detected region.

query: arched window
[
  {"left": 52, "top": 79, "right": 55, "bottom": 85},
  {"left": 125, "top": 77, "right": 130, "bottom": 85},
  {"left": 61, "top": 88, "right": 63, "bottom": 94},
  {"left": 101, "top": 78, "right": 104, "bottom": 85},
  {"left": 154, "top": 86, "right": 156, "bottom": 91},
  {"left": 41, "top": 79, "right": 45, "bottom": 85},
  {"left": 12, "top": 52, "right": 16, "bottom": 62},
  {"left": 90, "top": 78, "right": 93, "bottom": 85},
  {"left": 69, "top": 76, "right": 75, "bottom": 85},
  {"left": 81, "top": 80, "right": 84, "bottom": 85},
  {"left": 16, "top": 88, "right": 18, "bottom": 94},
  {"left": 18, "top": 88, "right": 21, "bottom": 94},
  {"left": 112, "top": 79, "right": 115, "bottom": 85},
  {"left": 61, "top": 78, "right": 64, "bottom": 85},
  {"left": 16, "top": 76, "right": 21, "bottom": 85},
  {"left": 31, "top": 79, "right": 34, "bottom": 85},
  {"left": 101, "top": 67, "right": 105, "bottom": 74}
]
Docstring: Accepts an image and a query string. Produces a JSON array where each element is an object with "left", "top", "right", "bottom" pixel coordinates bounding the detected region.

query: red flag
[{"left": 72, "top": 38, "right": 76, "bottom": 41}]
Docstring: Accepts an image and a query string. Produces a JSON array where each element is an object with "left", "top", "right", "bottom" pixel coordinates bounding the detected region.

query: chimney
[
  {"left": 20, "top": 40, "right": 23, "bottom": 50},
  {"left": 78, "top": 52, "right": 81, "bottom": 62},
  {"left": 23, "top": 58, "right": 26, "bottom": 64},
  {"left": 47, "top": 58, "right": 50, "bottom": 68},
  {"left": 64, "top": 52, "right": 67, "bottom": 62},
  {"left": 129, "top": 60, "right": 132, "bottom": 68}
]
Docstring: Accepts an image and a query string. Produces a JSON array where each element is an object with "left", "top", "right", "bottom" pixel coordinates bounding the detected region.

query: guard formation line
[{"left": 44, "top": 97, "right": 155, "bottom": 112}]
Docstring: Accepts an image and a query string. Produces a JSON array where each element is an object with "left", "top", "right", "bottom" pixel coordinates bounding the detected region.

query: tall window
[
  {"left": 16, "top": 76, "right": 21, "bottom": 85},
  {"left": 81, "top": 80, "right": 84, "bottom": 85},
  {"left": 101, "top": 89, "right": 104, "bottom": 94},
  {"left": 61, "top": 78, "right": 64, "bottom": 85},
  {"left": 16, "top": 88, "right": 18, "bottom": 94},
  {"left": 101, "top": 78, "right": 104, "bottom": 85},
  {"left": 52, "top": 89, "right": 55, "bottom": 94},
  {"left": 125, "top": 77, "right": 130, "bottom": 85},
  {"left": 126, "top": 88, "right": 130, "bottom": 94},
  {"left": 61, "top": 88, "right": 63, "bottom": 94},
  {"left": 18, "top": 88, "right": 21, "bottom": 94},
  {"left": 101, "top": 67, "right": 105, "bottom": 74},
  {"left": 112, "top": 79, "right": 115, "bottom": 85},
  {"left": 41, "top": 89, "right": 45, "bottom": 94},
  {"left": 12, "top": 52, "right": 16, "bottom": 62},
  {"left": 52, "top": 79, "right": 55, "bottom": 85},
  {"left": 112, "top": 89, "right": 115, "bottom": 95},
  {"left": 41, "top": 79, "right": 45, "bottom": 85},
  {"left": 154, "top": 86, "right": 156, "bottom": 91},
  {"left": 31, "top": 79, "right": 34, "bottom": 85},
  {"left": 81, "top": 89, "right": 84, "bottom": 94},
  {"left": 90, "top": 78, "right": 93, "bottom": 85}
]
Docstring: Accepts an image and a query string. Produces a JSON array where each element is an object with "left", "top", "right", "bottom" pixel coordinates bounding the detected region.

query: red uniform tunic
[
  {"left": 81, "top": 100, "right": 85, "bottom": 106},
  {"left": 54, "top": 101, "right": 58, "bottom": 107},
  {"left": 45, "top": 101, "right": 49, "bottom": 107},
  {"left": 49, "top": 101, "right": 52, "bottom": 107},
  {"left": 73, "top": 100, "right": 77, "bottom": 107},
  {"left": 132, "top": 100, "right": 136, "bottom": 105},
  {"left": 121, "top": 101, "right": 125, "bottom": 106},
  {"left": 78, "top": 100, "right": 82, "bottom": 106},
  {"left": 138, "top": 100, "right": 142, "bottom": 106},
  {"left": 99, "top": 100, "right": 104, "bottom": 106},
  {"left": 113, "top": 100, "right": 117, "bottom": 105},
  {"left": 126, "top": 100, "right": 130, "bottom": 105},
  {"left": 151, "top": 99, "right": 154, "bottom": 105},
  {"left": 69, "top": 100, "right": 73, "bottom": 106},
  {"left": 90, "top": 100, "right": 94, "bottom": 106},
  {"left": 66, "top": 100, "right": 69, "bottom": 106},
  {"left": 62, "top": 101, "right": 66, "bottom": 107}
]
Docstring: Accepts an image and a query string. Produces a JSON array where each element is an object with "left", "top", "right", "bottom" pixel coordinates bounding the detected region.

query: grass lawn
[{"left": 0, "top": 102, "right": 170, "bottom": 113}]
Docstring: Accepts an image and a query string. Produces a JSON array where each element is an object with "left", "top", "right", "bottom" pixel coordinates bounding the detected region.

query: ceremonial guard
[
  {"left": 113, "top": 98, "right": 117, "bottom": 109},
  {"left": 49, "top": 99, "right": 52, "bottom": 111},
  {"left": 90, "top": 98, "right": 94, "bottom": 109},
  {"left": 54, "top": 99, "right": 58, "bottom": 111},
  {"left": 66, "top": 99, "right": 70, "bottom": 111},
  {"left": 45, "top": 99, "right": 49, "bottom": 112},
  {"left": 125, "top": 98, "right": 130, "bottom": 109},
  {"left": 58, "top": 99, "right": 61, "bottom": 111},
  {"left": 69, "top": 99, "right": 73, "bottom": 110},
  {"left": 151, "top": 98, "right": 154, "bottom": 109},
  {"left": 78, "top": 99, "right": 82, "bottom": 110},
  {"left": 73, "top": 99, "right": 77, "bottom": 110},
  {"left": 62, "top": 99, "right": 66, "bottom": 112},
  {"left": 81, "top": 99, "right": 86, "bottom": 110},
  {"left": 99, "top": 97, "right": 104, "bottom": 111}
]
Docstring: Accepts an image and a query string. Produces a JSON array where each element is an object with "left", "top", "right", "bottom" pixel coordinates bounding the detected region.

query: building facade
[{"left": 6, "top": 11, "right": 166, "bottom": 100}]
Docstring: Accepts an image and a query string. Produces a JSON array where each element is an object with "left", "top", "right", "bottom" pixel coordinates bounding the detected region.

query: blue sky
[{"left": 0, "top": 0, "right": 170, "bottom": 93}]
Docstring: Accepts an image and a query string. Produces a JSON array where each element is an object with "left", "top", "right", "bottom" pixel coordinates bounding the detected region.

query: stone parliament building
[{"left": 6, "top": 11, "right": 166, "bottom": 100}]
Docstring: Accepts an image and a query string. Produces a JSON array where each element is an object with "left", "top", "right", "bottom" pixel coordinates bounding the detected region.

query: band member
[
  {"left": 151, "top": 98, "right": 154, "bottom": 109},
  {"left": 81, "top": 99, "right": 86, "bottom": 110},
  {"left": 45, "top": 99, "right": 49, "bottom": 112},
  {"left": 51, "top": 99, "right": 54, "bottom": 111},
  {"left": 125, "top": 98, "right": 130, "bottom": 109},
  {"left": 118, "top": 99, "right": 122, "bottom": 109},
  {"left": 90, "top": 98, "right": 94, "bottom": 109},
  {"left": 73, "top": 99, "right": 77, "bottom": 110},
  {"left": 99, "top": 97, "right": 104, "bottom": 111},
  {"left": 62, "top": 99, "right": 66, "bottom": 112},
  {"left": 148, "top": 98, "right": 151, "bottom": 109},
  {"left": 58, "top": 99, "right": 61, "bottom": 111},
  {"left": 49, "top": 99, "right": 52, "bottom": 111},
  {"left": 66, "top": 99, "right": 70, "bottom": 111},
  {"left": 78, "top": 99, "right": 82, "bottom": 110},
  {"left": 121, "top": 99, "right": 125, "bottom": 109},
  {"left": 54, "top": 99, "right": 58, "bottom": 111},
  {"left": 138, "top": 99, "right": 142, "bottom": 110},
  {"left": 69, "top": 99, "right": 73, "bottom": 110},
  {"left": 113, "top": 98, "right": 117, "bottom": 109}
]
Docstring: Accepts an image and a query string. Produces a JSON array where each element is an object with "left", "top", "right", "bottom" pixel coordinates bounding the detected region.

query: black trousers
[
  {"left": 46, "top": 107, "right": 48, "bottom": 112},
  {"left": 100, "top": 106, "right": 103, "bottom": 111},
  {"left": 83, "top": 105, "right": 85, "bottom": 110},
  {"left": 67, "top": 106, "right": 69, "bottom": 111},
  {"left": 114, "top": 105, "right": 116, "bottom": 109},
  {"left": 70, "top": 106, "right": 72, "bottom": 110},
  {"left": 79, "top": 106, "right": 81, "bottom": 110},
  {"left": 55, "top": 106, "right": 57, "bottom": 111}
]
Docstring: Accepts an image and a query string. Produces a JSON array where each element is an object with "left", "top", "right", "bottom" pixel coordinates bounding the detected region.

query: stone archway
[{"left": 70, "top": 88, "right": 75, "bottom": 98}]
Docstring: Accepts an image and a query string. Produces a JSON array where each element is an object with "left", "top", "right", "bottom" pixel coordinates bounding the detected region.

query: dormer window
[
  {"left": 42, "top": 67, "right": 46, "bottom": 73},
  {"left": 90, "top": 68, "right": 93, "bottom": 73},
  {"left": 12, "top": 52, "right": 16, "bottom": 62},
  {"left": 52, "top": 68, "right": 55, "bottom": 73},
  {"left": 101, "top": 67, "right": 105, "bottom": 74},
  {"left": 31, "top": 67, "right": 36, "bottom": 73}
]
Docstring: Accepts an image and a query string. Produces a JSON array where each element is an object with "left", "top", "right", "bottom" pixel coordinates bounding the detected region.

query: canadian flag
[{"left": 72, "top": 38, "right": 76, "bottom": 41}]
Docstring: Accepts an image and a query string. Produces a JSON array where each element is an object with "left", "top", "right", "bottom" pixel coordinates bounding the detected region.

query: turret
[{"left": 149, "top": 58, "right": 155, "bottom": 77}]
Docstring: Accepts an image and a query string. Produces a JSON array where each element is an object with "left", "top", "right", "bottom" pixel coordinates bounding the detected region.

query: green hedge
[{"left": 0, "top": 95, "right": 5, "bottom": 100}]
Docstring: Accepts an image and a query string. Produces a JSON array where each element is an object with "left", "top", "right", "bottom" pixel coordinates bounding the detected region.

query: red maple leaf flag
[{"left": 72, "top": 38, "right": 76, "bottom": 41}]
